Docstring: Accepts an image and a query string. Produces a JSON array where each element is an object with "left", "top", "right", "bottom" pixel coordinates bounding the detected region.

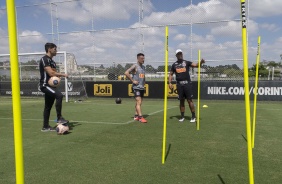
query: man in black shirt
[
  {"left": 168, "top": 49, "right": 205, "bottom": 122},
  {"left": 39, "top": 43, "right": 69, "bottom": 132}
]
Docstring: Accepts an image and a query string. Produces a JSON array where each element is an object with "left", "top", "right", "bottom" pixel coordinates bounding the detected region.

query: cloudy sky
[{"left": 0, "top": 0, "right": 282, "bottom": 68}]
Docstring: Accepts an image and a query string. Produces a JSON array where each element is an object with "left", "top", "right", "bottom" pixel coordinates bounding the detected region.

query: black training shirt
[
  {"left": 39, "top": 55, "right": 57, "bottom": 87},
  {"left": 170, "top": 59, "right": 192, "bottom": 82}
]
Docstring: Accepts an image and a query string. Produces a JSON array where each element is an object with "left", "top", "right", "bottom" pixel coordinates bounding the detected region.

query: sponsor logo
[
  {"left": 31, "top": 92, "right": 44, "bottom": 95},
  {"left": 128, "top": 84, "right": 149, "bottom": 96},
  {"left": 176, "top": 68, "right": 186, "bottom": 73},
  {"left": 6, "top": 91, "right": 23, "bottom": 95},
  {"left": 37, "top": 83, "right": 41, "bottom": 92},
  {"left": 207, "top": 86, "right": 282, "bottom": 96},
  {"left": 139, "top": 73, "right": 145, "bottom": 78},
  {"left": 61, "top": 92, "right": 81, "bottom": 96},
  {"left": 241, "top": 2, "right": 247, "bottom": 28},
  {"left": 67, "top": 82, "right": 73, "bottom": 91},
  {"left": 94, "top": 84, "right": 112, "bottom": 96},
  {"left": 168, "top": 84, "right": 178, "bottom": 97}
]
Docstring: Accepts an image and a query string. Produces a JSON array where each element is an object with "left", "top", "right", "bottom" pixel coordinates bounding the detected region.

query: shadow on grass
[
  {"left": 241, "top": 134, "right": 247, "bottom": 142},
  {"left": 56, "top": 122, "right": 82, "bottom": 135},
  {"left": 169, "top": 115, "right": 201, "bottom": 122},
  {"left": 165, "top": 143, "right": 172, "bottom": 161},
  {"left": 217, "top": 174, "right": 226, "bottom": 184},
  {"left": 131, "top": 114, "right": 150, "bottom": 119},
  {"left": 68, "top": 122, "right": 82, "bottom": 130},
  {"left": 143, "top": 114, "right": 149, "bottom": 118},
  {"left": 169, "top": 115, "right": 191, "bottom": 120}
]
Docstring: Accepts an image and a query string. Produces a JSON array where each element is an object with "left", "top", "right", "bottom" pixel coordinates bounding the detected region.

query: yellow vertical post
[
  {"left": 240, "top": 1, "right": 254, "bottom": 183},
  {"left": 252, "top": 36, "right": 261, "bottom": 148},
  {"left": 6, "top": 0, "right": 25, "bottom": 184},
  {"left": 197, "top": 50, "right": 201, "bottom": 130},
  {"left": 162, "top": 26, "right": 169, "bottom": 164}
]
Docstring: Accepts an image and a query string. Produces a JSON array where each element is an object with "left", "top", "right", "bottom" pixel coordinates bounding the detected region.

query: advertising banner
[{"left": 1, "top": 81, "right": 282, "bottom": 101}]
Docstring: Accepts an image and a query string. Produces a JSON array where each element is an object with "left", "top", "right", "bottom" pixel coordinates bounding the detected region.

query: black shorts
[
  {"left": 133, "top": 89, "right": 145, "bottom": 97},
  {"left": 40, "top": 86, "right": 63, "bottom": 100},
  {"left": 176, "top": 82, "right": 193, "bottom": 100}
]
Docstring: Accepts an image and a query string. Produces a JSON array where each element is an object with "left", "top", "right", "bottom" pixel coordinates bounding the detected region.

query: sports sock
[
  {"left": 181, "top": 112, "right": 184, "bottom": 118},
  {"left": 192, "top": 112, "right": 195, "bottom": 118},
  {"left": 138, "top": 116, "right": 143, "bottom": 119}
]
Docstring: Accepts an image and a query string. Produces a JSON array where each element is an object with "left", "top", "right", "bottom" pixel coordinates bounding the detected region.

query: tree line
[{"left": 1, "top": 60, "right": 281, "bottom": 78}]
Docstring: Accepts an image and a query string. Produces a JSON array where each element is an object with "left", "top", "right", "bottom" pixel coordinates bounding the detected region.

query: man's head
[
  {"left": 45, "top": 42, "right": 57, "bottom": 57},
  {"left": 175, "top": 49, "right": 183, "bottom": 60},
  {"left": 137, "top": 53, "right": 145, "bottom": 65}
]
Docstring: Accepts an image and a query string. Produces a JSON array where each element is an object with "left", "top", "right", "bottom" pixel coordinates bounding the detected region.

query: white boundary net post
[
  {"left": 0, "top": 51, "right": 68, "bottom": 102},
  {"left": 63, "top": 51, "right": 68, "bottom": 102}
]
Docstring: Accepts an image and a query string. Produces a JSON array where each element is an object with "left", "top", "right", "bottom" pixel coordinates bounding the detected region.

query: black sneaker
[
  {"left": 57, "top": 117, "right": 69, "bottom": 125},
  {"left": 41, "top": 126, "right": 56, "bottom": 132}
]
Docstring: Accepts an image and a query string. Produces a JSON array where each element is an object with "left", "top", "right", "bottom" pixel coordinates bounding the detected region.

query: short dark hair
[
  {"left": 45, "top": 42, "right": 57, "bottom": 53},
  {"left": 137, "top": 53, "right": 144, "bottom": 58}
]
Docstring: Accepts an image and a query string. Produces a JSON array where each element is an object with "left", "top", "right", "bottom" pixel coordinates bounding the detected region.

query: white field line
[
  {"left": 124, "top": 106, "right": 177, "bottom": 124},
  {"left": 0, "top": 118, "right": 126, "bottom": 125},
  {"left": 0, "top": 106, "right": 177, "bottom": 125}
]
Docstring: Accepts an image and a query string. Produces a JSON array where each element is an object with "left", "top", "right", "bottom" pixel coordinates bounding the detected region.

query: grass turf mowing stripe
[
  {"left": 0, "top": 106, "right": 178, "bottom": 125},
  {"left": 124, "top": 106, "right": 178, "bottom": 124}
]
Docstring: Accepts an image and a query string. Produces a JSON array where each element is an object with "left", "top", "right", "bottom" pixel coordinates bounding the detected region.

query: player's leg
[
  {"left": 132, "top": 87, "right": 139, "bottom": 120},
  {"left": 135, "top": 96, "right": 142, "bottom": 116},
  {"left": 184, "top": 83, "right": 196, "bottom": 122},
  {"left": 134, "top": 102, "right": 139, "bottom": 121},
  {"left": 53, "top": 88, "right": 69, "bottom": 124},
  {"left": 41, "top": 87, "right": 56, "bottom": 131},
  {"left": 41, "top": 86, "right": 68, "bottom": 125},
  {"left": 134, "top": 90, "right": 147, "bottom": 123},
  {"left": 177, "top": 84, "right": 185, "bottom": 122},
  {"left": 179, "top": 99, "right": 185, "bottom": 122},
  {"left": 187, "top": 99, "right": 196, "bottom": 122}
]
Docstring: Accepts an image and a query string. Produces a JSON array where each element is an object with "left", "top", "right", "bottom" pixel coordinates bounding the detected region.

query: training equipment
[
  {"left": 48, "top": 76, "right": 61, "bottom": 87},
  {"left": 56, "top": 124, "right": 69, "bottom": 135},
  {"left": 115, "top": 98, "right": 122, "bottom": 104}
]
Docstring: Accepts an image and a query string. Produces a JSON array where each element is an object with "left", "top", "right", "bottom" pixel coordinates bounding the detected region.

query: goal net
[{"left": 0, "top": 52, "right": 87, "bottom": 102}]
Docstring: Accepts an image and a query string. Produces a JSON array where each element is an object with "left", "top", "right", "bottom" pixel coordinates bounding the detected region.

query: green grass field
[{"left": 0, "top": 97, "right": 281, "bottom": 184}]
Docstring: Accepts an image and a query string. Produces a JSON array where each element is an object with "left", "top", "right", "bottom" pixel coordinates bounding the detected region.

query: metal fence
[{"left": 0, "top": 0, "right": 262, "bottom": 81}]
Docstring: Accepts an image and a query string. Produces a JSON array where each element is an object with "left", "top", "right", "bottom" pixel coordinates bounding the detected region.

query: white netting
[
  {"left": 2, "top": 0, "right": 279, "bottom": 81},
  {"left": 0, "top": 52, "right": 88, "bottom": 101}
]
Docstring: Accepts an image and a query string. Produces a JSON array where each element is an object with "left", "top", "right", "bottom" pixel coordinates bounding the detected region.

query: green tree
[
  {"left": 21, "top": 59, "right": 38, "bottom": 71},
  {"left": 124, "top": 63, "right": 132, "bottom": 70},
  {"left": 267, "top": 61, "right": 279, "bottom": 68},
  {"left": 223, "top": 68, "right": 243, "bottom": 77},
  {"left": 145, "top": 64, "right": 157, "bottom": 73},
  {"left": 157, "top": 65, "right": 165, "bottom": 72},
  {"left": 249, "top": 63, "right": 268, "bottom": 77},
  {"left": 116, "top": 64, "right": 125, "bottom": 75}
]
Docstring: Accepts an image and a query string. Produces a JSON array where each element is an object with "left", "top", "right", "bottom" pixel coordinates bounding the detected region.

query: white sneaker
[
  {"left": 179, "top": 118, "right": 185, "bottom": 122},
  {"left": 190, "top": 118, "right": 196, "bottom": 123}
]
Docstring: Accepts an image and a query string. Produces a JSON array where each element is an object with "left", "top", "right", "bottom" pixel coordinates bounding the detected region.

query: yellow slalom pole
[
  {"left": 240, "top": 1, "right": 254, "bottom": 183},
  {"left": 252, "top": 36, "right": 261, "bottom": 148},
  {"left": 6, "top": 0, "right": 25, "bottom": 184},
  {"left": 197, "top": 50, "right": 201, "bottom": 130},
  {"left": 162, "top": 26, "right": 169, "bottom": 164}
]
